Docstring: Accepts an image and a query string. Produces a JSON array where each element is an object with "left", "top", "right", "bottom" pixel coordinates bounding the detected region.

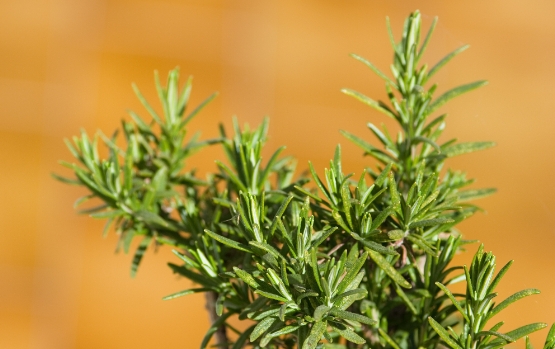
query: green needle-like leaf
[
  {"left": 250, "top": 316, "right": 277, "bottom": 342},
  {"left": 303, "top": 321, "right": 327, "bottom": 349},
  {"left": 443, "top": 141, "right": 496, "bottom": 157},
  {"left": 435, "top": 282, "right": 468, "bottom": 321},
  {"left": 409, "top": 217, "right": 454, "bottom": 229},
  {"left": 458, "top": 188, "right": 497, "bottom": 202},
  {"left": 428, "top": 317, "right": 463, "bottom": 349},
  {"left": 367, "top": 249, "right": 412, "bottom": 289},
  {"left": 130, "top": 236, "right": 151, "bottom": 277},
  {"left": 329, "top": 308, "right": 375, "bottom": 325},
  {"left": 204, "top": 229, "right": 251, "bottom": 253},
  {"left": 428, "top": 44, "right": 470, "bottom": 78},
  {"left": 487, "top": 323, "right": 548, "bottom": 348},
  {"left": 333, "top": 325, "right": 366, "bottom": 344},
  {"left": 428, "top": 80, "right": 488, "bottom": 115},
  {"left": 233, "top": 267, "right": 260, "bottom": 289},
  {"left": 341, "top": 89, "right": 398, "bottom": 120},
  {"left": 351, "top": 53, "right": 398, "bottom": 88},
  {"left": 162, "top": 287, "right": 211, "bottom": 300},
  {"left": 488, "top": 289, "right": 541, "bottom": 320}
]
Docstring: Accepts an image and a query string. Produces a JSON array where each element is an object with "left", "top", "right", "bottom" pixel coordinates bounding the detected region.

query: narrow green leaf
[
  {"left": 351, "top": 53, "right": 397, "bottom": 88},
  {"left": 378, "top": 328, "right": 401, "bottom": 349},
  {"left": 329, "top": 308, "right": 375, "bottom": 325},
  {"left": 422, "top": 113, "right": 447, "bottom": 136},
  {"left": 135, "top": 210, "right": 178, "bottom": 231},
  {"left": 215, "top": 160, "right": 248, "bottom": 193},
  {"left": 360, "top": 240, "right": 399, "bottom": 256},
  {"left": 394, "top": 283, "right": 417, "bottom": 314},
  {"left": 309, "top": 161, "right": 332, "bottom": 202},
  {"left": 131, "top": 83, "right": 163, "bottom": 125},
  {"left": 385, "top": 17, "right": 399, "bottom": 55},
  {"left": 333, "top": 288, "right": 367, "bottom": 304},
  {"left": 387, "top": 229, "right": 405, "bottom": 240},
  {"left": 167, "top": 264, "right": 220, "bottom": 288},
  {"left": 428, "top": 317, "right": 463, "bottom": 349},
  {"left": 233, "top": 267, "right": 260, "bottom": 289},
  {"left": 121, "top": 230, "right": 135, "bottom": 254},
  {"left": 477, "top": 331, "right": 514, "bottom": 343},
  {"left": 487, "top": 260, "right": 513, "bottom": 294},
  {"left": 295, "top": 186, "right": 324, "bottom": 203},
  {"left": 406, "top": 235, "right": 437, "bottom": 257},
  {"left": 409, "top": 217, "right": 454, "bottom": 229},
  {"left": 388, "top": 172, "right": 401, "bottom": 207},
  {"left": 302, "top": 321, "right": 327, "bottom": 349},
  {"left": 255, "top": 290, "right": 290, "bottom": 303},
  {"left": 130, "top": 236, "right": 151, "bottom": 277},
  {"left": 51, "top": 173, "right": 81, "bottom": 185},
  {"left": 204, "top": 229, "right": 251, "bottom": 253},
  {"left": 308, "top": 248, "right": 323, "bottom": 293},
  {"left": 127, "top": 110, "right": 152, "bottom": 137},
  {"left": 153, "top": 70, "right": 170, "bottom": 124},
  {"left": 488, "top": 289, "right": 540, "bottom": 320},
  {"left": 250, "top": 316, "right": 277, "bottom": 342},
  {"left": 102, "top": 217, "right": 115, "bottom": 237},
  {"left": 417, "top": 16, "right": 438, "bottom": 61},
  {"left": 428, "top": 45, "right": 470, "bottom": 78},
  {"left": 176, "top": 73, "right": 193, "bottom": 116},
  {"left": 182, "top": 92, "right": 218, "bottom": 126},
  {"left": 458, "top": 188, "right": 497, "bottom": 202},
  {"left": 263, "top": 325, "right": 302, "bottom": 344},
  {"left": 428, "top": 81, "right": 488, "bottom": 114},
  {"left": 413, "top": 136, "right": 441, "bottom": 152},
  {"left": 545, "top": 324, "right": 555, "bottom": 349},
  {"left": 489, "top": 323, "right": 548, "bottom": 347},
  {"left": 341, "top": 89, "right": 398, "bottom": 120},
  {"left": 333, "top": 325, "right": 366, "bottom": 344},
  {"left": 443, "top": 141, "right": 495, "bottom": 157},
  {"left": 314, "top": 305, "right": 330, "bottom": 321},
  {"left": 259, "top": 146, "right": 286, "bottom": 189},
  {"left": 375, "top": 164, "right": 393, "bottom": 187},
  {"left": 296, "top": 292, "right": 319, "bottom": 305},
  {"left": 312, "top": 227, "right": 337, "bottom": 248},
  {"left": 332, "top": 210, "right": 352, "bottom": 233},
  {"left": 90, "top": 209, "right": 123, "bottom": 219},
  {"left": 162, "top": 287, "right": 211, "bottom": 300},
  {"left": 341, "top": 185, "right": 353, "bottom": 228},
  {"left": 73, "top": 194, "right": 94, "bottom": 208},
  {"left": 370, "top": 208, "right": 393, "bottom": 231},
  {"left": 250, "top": 241, "right": 287, "bottom": 262},
  {"left": 435, "top": 282, "right": 468, "bottom": 321},
  {"left": 367, "top": 249, "right": 412, "bottom": 289},
  {"left": 338, "top": 252, "right": 368, "bottom": 293},
  {"left": 368, "top": 123, "right": 394, "bottom": 149}
]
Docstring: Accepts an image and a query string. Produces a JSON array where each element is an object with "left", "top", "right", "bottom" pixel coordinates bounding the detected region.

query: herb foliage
[{"left": 56, "top": 10, "right": 553, "bottom": 349}]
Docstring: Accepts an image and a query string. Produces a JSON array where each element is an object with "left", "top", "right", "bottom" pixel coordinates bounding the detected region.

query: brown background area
[{"left": 1, "top": 1, "right": 554, "bottom": 348}]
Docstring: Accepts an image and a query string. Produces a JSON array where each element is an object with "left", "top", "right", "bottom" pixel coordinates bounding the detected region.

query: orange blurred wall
[{"left": 1, "top": 1, "right": 555, "bottom": 348}]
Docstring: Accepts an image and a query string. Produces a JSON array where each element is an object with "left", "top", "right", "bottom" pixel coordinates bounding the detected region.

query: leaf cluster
[{"left": 55, "top": 10, "right": 552, "bottom": 349}]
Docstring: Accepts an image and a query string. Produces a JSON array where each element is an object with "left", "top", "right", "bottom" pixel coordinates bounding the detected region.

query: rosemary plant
[{"left": 56, "top": 10, "right": 553, "bottom": 349}]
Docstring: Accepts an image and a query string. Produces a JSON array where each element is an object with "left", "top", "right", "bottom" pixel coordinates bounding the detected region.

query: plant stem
[{"left": 205, "top": 291, "right": 228, "bottom": 347}]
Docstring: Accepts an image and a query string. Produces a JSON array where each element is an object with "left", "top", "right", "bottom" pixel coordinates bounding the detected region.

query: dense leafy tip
[{"left": 55, "top": 9, "right": 550, "bottom": 349}]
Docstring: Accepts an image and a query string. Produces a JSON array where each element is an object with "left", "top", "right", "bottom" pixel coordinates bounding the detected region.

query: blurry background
[{"left": 1, "top": 1, "right": 554, "bottom": 348}]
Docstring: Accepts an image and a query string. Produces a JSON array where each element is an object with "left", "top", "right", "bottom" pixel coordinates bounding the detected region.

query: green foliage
[
  {"left": 428, "top": 245, "right": 546, "bottom": 349},
  {"left": 55, "top": 9, "right": 552, "bottom": 349}
]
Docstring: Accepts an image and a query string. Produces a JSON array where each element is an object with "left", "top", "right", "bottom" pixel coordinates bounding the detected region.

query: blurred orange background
[{"left": 1, "top": 1, "right": 554, "bottom": 348}]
